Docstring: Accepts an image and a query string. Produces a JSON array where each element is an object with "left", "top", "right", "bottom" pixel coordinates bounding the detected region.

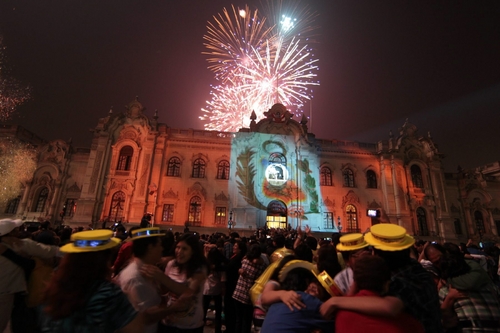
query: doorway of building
[{"left": 266, "top": 200, "right": 287, "bottom": 229}]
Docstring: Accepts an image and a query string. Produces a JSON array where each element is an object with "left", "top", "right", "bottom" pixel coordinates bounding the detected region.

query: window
[
  {"left": 167, "top": 157, "right": 181, "bottom": 177},
  {"left": 5, "top": 196, "right": 20, "bottom": 214},
  {"left": 215, "top": 207, "right": 227, "bottom": 224},
  {"left": 109, "top": 191, "right": 125, "bottom": 222},
  {"left": 454, "top": 218, "right": 462, "bottom": 235},
  {"left": 320, "top": 167, "right": 332, "bottom": 186},
  {"left": 416, "top": 207, "right": 429, "bottom": 236},
  {"left": 474, "top": 211, "right": 485, "bottom": 233},
  {"left": 411, "top": 165, "right": 424, "bottom": 188},
  {"left": 162, "top": 204, "right": 174, "bottom": 222},
  {"left": 217, "top": 160, "right": 230, "bottom": 180},
  {"left": 269, "top": 153, "right": 286, "bottom": 165},
  {"left": 343, "top": 169, "right": 355, "bottom": 187},
  {"left": 192, "top": 158, "right": 206, "bottom": 178},
  {"left": 62, "top": 199, "right": 77, "bottom": 217},
  {"left": 366, "top": 170, "right": 377, "bottom": 189},
  {"left": 117, "top": 146, "right": 133, "bottom": 171},
  {"left": 346, "top": 204, "right": 359, "bottom": 232},
  {"left": 324, "top": 212, "right": 334, "bottom": 229},
  {"left": 188, "top": 196, "right": 202, "bottom": 223},
  {"left": 34, "top": 187, "right": 49, "bottom": 212}
]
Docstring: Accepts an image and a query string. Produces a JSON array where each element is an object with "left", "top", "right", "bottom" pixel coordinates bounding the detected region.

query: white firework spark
[{"left": 201, "top": 1, "right": 319, "bottom": 132}]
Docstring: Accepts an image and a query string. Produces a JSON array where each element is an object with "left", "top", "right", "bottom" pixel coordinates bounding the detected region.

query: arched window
[
  {"left": 416, "top": 207, "right": 429, "bottom": 236},
  {"left": 167, "top": 157, "right": 181, "bottom": 177},
  {"left": 320, "top": 167, "right": 332, "bottom": 186},
  {"left": 62, "top": 199, "right": 77, "bottom": 217},
  {"left": 117, "top": 146, "right": 133, "bottom": 171},
  {"left": 366, "top": 170, "right": 377, "bottom": 189},
  {"left": 345, "top": 204, "right": 358, "bottom": 232},
  {"left": 109, "top": 191, "right": 125, "bottom": 222},
  {"left": 5, "top": 196, "right": 21, "bottom": 214},
  {"left": 217, "top": 160, "right": 230, "bottom": 180},
  {"left": 411, "top": 165, "right": 424, "bottom": 188},
  {"left": 162, "top": 204, "right": 174, "bottom": 222},
  {"left": 34, "top": 187, "right": 49, "bottom": 212},
  {"left": 474, "top": 210, "right": 485, "bottom": 233},
  {"left": 188, "top": 196, "right": 202, "bottom": 223},
  {"left": 269, "top": 153, "right": 286, "bottom": 165},
  {"left": 192, "top": 158, "right": 206, "bottom": 178},
  {"left": 343, "top": 169, "right": 355, "bottom": 187}
]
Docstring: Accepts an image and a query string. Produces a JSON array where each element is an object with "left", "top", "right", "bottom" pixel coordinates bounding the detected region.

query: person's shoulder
[
  {"left": 116, "top": 261, "right": 141, "bottom": 283},
  {"left": 92, "top": 280, "right": 124, "bottom": 299}
]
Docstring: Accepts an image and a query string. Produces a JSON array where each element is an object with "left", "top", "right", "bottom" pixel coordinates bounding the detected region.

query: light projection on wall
[{"left": 231, "top": 131, "right": 322, "bottom": 228}]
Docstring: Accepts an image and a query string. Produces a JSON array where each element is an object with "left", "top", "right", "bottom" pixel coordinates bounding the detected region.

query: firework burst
[
  {"left": 0, "top": 137, "right": 37, "bottom": 204},
  {"left": 203, "top": 5, "right": 274, "bottom": 83},
  {"left": 236, "top": 37, "right": 319, "bottom": 112},
  {"left": 201, "top": 1, "right": 319, "bottom": 132},
  {"left": 0, "top": 37, "right": 31, "bottom": 122}
]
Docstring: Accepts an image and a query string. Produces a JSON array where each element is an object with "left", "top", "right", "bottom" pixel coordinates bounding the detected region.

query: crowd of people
[{"left": 1, "top": 217, "right": 500, "bottom": 333}]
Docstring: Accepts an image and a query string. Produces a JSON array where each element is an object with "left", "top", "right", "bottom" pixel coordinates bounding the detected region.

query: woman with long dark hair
[
  {"left": 39, "top": 230, "right": 142, "bottom": 332},
  {"left": 202, "top": 245, "right": 228, "bottom": 333},
  {"left": 224, "top": 239, "right": 247, "bottom": 333},
  {"left": 154, "top": 233, "right": 208, "bottom": 333}
]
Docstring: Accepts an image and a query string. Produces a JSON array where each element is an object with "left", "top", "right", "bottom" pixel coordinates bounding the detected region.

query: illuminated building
[{"left": 1, "top": 98, "right": 500, "bottom": 245}]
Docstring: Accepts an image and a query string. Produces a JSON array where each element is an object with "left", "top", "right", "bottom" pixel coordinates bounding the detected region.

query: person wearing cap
[
  {"left": 39, "top": 229, "right": 143, "bottom": 332},
  {"left": 333, "top": 233, "right": 370, "bottom": 295},
  {"left": 0, "top": 218, "right": 61, "bottom": 332},
  {"left": 321, "top": 224, "right": 442, "bottom": 333},
  {"left": 116, "top": 227, "right": 188, "bottom": 333},
  {"left": 335, "top": 255, "right": 425, "bottom": 333}
]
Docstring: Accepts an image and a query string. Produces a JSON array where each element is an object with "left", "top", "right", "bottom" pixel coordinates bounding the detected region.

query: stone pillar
[
  {"left": 391, "top": 156, "right": 402, "bottom": 226},
  {"left": 48, "top": 181, "right": 63, "bottom": 217},
  {"left": 488, "top": 209, "right": 498, "bottom": 236},
  {"left": 18, "top": 181, "right": 33, "bottom": 215},
  {"left": 379, "top": 156, "right": 390, "bottom": 214}
]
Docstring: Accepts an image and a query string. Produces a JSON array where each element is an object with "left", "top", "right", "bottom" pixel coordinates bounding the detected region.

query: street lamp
[
  {"left": 228, "top": 210, "right": 233, "bottom": 230},
  {"left": 337, "top": 216, "right": 342, "bottom": 233}
]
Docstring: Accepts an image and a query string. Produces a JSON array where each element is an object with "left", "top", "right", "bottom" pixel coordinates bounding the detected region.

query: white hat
[{"left": 0, "top": 219, "right": 24, "bottom": 237}]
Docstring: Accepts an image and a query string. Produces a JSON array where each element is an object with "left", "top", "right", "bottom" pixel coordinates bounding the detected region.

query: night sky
[{"left": 1, "top": 0, "right": 499, "bottom": 172}]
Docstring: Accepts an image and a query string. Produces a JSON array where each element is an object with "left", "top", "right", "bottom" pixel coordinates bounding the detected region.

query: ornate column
[
  {"left": 390, "top": 156, "right": 402, "bottom": 226},
  {"left": 379, "top": 156, "right": 390, "bottom": 214}
]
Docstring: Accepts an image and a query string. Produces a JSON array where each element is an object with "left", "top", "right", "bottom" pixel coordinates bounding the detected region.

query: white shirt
[
  {"left": 0, "top": 238, "right": 59, "bottom": 295},
  {"left": 116, "top": 258, "right": 162, "bottom": 333},
  {"left": 333, "top": 267, "right": 353, "bottom": 295}
]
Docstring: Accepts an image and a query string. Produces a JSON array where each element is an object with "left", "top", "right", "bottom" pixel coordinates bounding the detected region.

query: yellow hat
[
  {"left": 278, "top": 260, "right": 319, "bottom": 282},
  {"left": 128, "top": 227, "right": 165, "bottom": 241},
  {"left": 270, "top": 246, "right": 295, "bottom": 263},
  {"left": 364, "top": 224, "right": 415, "bottom": 251},
  {"left": 314, "top": 270, "right": 343, "bottom": 297},
  {"left": 60, "top": 230, "right": 121, "bottom": 253},
  {"left": 336, "top": 233, "right": 369, "bottom": 252}
]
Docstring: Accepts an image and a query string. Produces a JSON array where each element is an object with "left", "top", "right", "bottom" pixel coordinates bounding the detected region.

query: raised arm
[
  {"left": 320, "top": 295, "right": 404, "bottom": 319},
  {"left": 260, "top": 280, "right": 305, "bottom": 311}
]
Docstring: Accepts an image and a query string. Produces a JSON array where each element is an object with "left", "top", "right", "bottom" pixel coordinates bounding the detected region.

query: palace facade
[{"left": 2, "top": 98, "right": 500, "bottom": 244}]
